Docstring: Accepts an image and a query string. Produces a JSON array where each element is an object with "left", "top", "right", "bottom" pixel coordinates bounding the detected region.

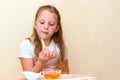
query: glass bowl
[{"left": 42, "top": 69, "right": 61, "bottom": 79}]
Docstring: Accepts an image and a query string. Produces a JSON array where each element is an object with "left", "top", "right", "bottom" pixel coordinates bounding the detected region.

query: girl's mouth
[{"left": 42, "top": 31, "right": 49, "bottom": 34}]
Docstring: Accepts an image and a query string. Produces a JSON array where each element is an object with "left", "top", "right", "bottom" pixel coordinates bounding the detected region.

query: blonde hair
[{"left": 29, "top": 5, "right": 65, "bottom": 62}]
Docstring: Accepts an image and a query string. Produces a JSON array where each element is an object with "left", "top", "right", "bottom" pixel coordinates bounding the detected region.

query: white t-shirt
[{"left": 19, "top": 39, "right": 67, "bottom": 70}]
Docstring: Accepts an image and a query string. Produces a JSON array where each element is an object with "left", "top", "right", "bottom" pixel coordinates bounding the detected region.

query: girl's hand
[{"left": 38, "top": 47, "right": 55, "bottom": 63}]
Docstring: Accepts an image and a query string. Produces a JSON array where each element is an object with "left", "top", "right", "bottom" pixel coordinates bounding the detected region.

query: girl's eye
[
  {"left": 40, "top": 21, "right": 44, "bottom": 24},
  {"left": 49, "top": 23, "right": 55, "bottom": 26}
]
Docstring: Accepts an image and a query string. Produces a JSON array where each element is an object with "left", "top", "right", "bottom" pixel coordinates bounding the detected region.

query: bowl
[
  {"left": 21, "top": 71, "right": 41, "bottom": 80},
  {"left": 42, "top": 69, "right": 61, "bottom": 79}
]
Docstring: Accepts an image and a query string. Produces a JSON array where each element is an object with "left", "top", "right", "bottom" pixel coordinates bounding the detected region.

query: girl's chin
[{"left": 39, "top": 37, "right": 51, "bottom": 40}]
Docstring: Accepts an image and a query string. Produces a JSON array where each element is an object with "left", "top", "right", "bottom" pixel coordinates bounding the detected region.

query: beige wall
[{"left": 0, "top": 0, "right": 120, "bottom": 80}]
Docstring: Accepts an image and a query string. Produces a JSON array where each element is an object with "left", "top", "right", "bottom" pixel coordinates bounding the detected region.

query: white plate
[
  {"left": 60, "top": 74, "right": 71, "bottom": 77},
  {"left": 21, "top": 71, "right": 41, "bottom": 80}
]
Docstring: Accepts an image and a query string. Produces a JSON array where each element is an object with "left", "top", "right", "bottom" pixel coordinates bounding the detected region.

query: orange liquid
[{"left": 43, "top": 72, "right": 60, "bottom": 79}]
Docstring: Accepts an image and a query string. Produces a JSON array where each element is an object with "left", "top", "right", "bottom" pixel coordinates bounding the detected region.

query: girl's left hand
[{"left": 38, "top": 47, "right": 55, "bottom": 63}]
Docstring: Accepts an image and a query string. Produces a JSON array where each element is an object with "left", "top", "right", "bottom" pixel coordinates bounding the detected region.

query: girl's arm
[
  {"left": 20, "top": 58, "right": 44, "bottom": 73},
  {"left": 20, "top": 47, "right": 54, "bottom": 73},
  {"left": 61, "top": 59, "right": 70, "bottom": 74}
]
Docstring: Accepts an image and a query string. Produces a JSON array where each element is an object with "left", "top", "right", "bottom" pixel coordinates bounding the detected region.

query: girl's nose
[{"left": 44, "top": 23, "right": 49, "bottom": 29}]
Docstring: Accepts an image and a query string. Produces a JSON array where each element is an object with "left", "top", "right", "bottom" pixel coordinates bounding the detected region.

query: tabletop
[{"left": 3, "top": 74, "right": 97, "bottom": 80}]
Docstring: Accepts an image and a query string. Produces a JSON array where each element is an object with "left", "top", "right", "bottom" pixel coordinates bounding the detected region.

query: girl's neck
[{"left": 43, "top": 39, "right": 51, "bottom": 47}]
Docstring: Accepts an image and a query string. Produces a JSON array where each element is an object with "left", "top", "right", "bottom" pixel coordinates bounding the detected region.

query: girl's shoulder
[
  {"left": 20, "top": 38, "right": 34, "bottom": 48},
  {"left": 20, "top": 39, "right": 31, "bottom": 45},
  {"left": 19, "top": 39, "right": 34, "bottom": 58}
]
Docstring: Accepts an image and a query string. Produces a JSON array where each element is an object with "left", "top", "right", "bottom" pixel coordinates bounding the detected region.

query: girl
[{"left": 19, "top": 5, "right": 69, "bottom": 74}]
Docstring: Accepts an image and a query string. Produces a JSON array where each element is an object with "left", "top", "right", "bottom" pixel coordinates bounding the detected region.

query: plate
[{"left": 21, "top": 71, "right": 41, "bottom": 80}]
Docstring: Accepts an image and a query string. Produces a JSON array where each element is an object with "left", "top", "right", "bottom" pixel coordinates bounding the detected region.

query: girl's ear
[
  {"left": 34, "top": 21, "right": 37, "bottom": 29},
  {"left": 55, "top": 25, "right": 60, "bottom": 33}
]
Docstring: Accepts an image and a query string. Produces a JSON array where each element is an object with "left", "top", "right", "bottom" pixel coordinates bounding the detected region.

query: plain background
[{"left": 0, "top": 0, "right": 120, "bottom": 80}]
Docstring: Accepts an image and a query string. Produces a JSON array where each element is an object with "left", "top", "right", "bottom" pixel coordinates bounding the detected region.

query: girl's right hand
[{"left": 38, "top": 47, "right": 54, "bottom": 63}]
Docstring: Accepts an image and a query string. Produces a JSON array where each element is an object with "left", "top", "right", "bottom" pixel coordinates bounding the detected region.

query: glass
[{"left": 42, "top": 69, "right": 61, "bottom": 79}]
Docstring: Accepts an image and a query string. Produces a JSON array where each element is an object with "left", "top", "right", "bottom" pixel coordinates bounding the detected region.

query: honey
[{"left": 43, "top": 71, "right": 61, "bottom": 79}]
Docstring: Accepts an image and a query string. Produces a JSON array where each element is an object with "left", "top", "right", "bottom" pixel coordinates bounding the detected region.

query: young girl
[{"left": 19, "top": 5, "right": 69, "bottom": 74}]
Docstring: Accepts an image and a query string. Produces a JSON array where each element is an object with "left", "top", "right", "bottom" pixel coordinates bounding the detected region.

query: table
[{"left": 3, "top": 74, "right": 97, "bottom": 80}]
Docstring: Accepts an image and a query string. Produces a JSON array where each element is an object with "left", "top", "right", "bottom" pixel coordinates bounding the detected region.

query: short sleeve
[{"left": 18, "top": 39, "right": 34, "bottom": 58}]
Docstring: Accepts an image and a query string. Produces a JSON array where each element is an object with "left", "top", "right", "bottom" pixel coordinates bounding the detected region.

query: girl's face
[{"left": 34, "top": 10, "right": 59, "bottom": 41}]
